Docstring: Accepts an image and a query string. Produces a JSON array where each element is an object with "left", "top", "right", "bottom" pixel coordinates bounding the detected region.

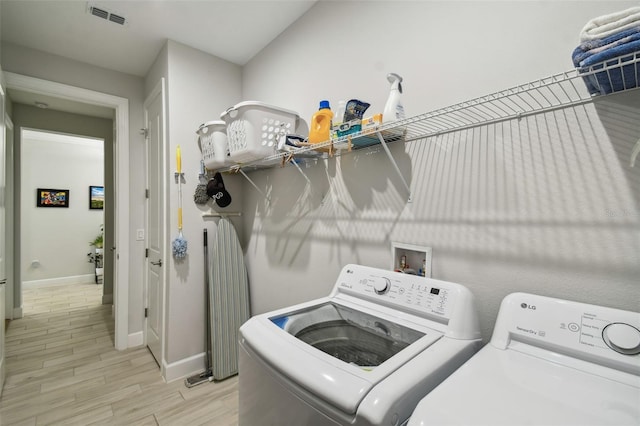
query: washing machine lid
[
  {"left": 409, "top": 344, "right": 640, "bottom": 425},
  {"left": 241, "top": 297, "right": 444, "bottom": 414}
]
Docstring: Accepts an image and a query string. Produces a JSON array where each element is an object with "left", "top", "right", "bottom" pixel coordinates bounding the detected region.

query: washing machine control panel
[
  {"left": 492, "top": 293, "right": 640, "bottom": 370},
  {"left": 336, "top": 265, "right": 457, "bottom": 318}
]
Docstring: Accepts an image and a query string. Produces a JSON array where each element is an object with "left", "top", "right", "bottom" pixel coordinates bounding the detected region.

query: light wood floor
[{"left": 0, "top": 282, "right": 238, "bottom": 425}]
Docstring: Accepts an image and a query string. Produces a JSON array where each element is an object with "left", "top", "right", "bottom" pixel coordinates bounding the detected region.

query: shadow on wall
[
  {"left": 241, "top": 140, "right": 414, "bottom": 270},
  {"left": 242, "top": 93, "right": 640, "bottom": 284},
  {"left": 340, "top": 141, "right": 413, "bottom": 209},
  {"left": 263, "top": 160, "right": 325, "bottom": 268},
  {"left": 400, "top": 97, "right": 640, "bottom": 277},
  {"left": 593, "top": 90, "right": 640, "bottom": 211}
]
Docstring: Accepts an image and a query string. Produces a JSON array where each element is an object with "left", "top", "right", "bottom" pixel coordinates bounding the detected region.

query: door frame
[
  {"left": 4, "top": 72, "right": 130, "bottom": 350},
  {"left": 3, "top": 112, "right": 13, "bottom": 321}
]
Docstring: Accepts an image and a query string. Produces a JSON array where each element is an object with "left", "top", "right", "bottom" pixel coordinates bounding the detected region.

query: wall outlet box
[{"left": 391, "top": 242, "right": 432, "bottom": 278}]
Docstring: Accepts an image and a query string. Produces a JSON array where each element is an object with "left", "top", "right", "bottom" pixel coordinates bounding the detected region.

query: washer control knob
[
  {"left": 373, "top": 277, "right": 391, "bottom": 295},
  {"left": 602, "top": 323, "right": 640, "bottom": 355}
]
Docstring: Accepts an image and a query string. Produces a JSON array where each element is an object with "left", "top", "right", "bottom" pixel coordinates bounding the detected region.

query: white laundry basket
[
  {"left": 197, "top": 120, "right": 229, "bottom": 170},
  {"left": 220, "top": 101, "right": 299, "bottom": 164}
]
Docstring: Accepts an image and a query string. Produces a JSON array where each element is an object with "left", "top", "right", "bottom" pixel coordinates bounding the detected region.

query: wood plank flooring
[{"left": 0, "top": 282, "right": 238, "bottom": 425}]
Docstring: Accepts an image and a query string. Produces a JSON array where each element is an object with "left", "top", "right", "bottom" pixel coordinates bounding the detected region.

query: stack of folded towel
[{"left": 572, "top": 6, "right": 640, "bottom": 95}]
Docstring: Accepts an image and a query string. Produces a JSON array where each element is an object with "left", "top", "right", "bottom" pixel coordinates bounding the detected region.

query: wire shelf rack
[{"left": 225, "top": 51, "right": 640, "bottom": 174}]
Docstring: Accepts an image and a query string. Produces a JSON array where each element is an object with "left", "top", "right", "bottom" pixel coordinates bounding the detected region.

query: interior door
[
  {"left": 144, "top": 79, "right": 165, "bottom": 366},
  {"left": 3, "top": 114, "right": 12, "bottom": 323}
]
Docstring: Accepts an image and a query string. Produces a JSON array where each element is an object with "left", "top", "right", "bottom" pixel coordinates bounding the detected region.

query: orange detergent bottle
[{"left": 308, "top": 100, "right": 333, "bottom": 152}]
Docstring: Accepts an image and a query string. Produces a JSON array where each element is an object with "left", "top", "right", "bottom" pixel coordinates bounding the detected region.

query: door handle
[
  {"left": 150, "top": 259, "right": 163, "bottom": 267},
  {"left": 0, "top": 279, "right": 6, "bottom": 285}
]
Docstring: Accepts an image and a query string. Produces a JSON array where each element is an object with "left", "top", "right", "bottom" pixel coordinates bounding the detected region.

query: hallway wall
[{"left": 20, "top": 129, "right": 104, "bottom": 284}]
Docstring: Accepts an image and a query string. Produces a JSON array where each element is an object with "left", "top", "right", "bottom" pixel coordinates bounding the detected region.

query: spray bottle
[{"left": 382, "top": 73, "right": 405, "bottom": 123}]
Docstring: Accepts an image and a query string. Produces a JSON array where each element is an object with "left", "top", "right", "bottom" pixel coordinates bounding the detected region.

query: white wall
[
  {"left": 20, "top": 129, "right": 103, "bottom": 283},
  {"left": 241, "top": 1, "right": 640, "bottom": 340}
]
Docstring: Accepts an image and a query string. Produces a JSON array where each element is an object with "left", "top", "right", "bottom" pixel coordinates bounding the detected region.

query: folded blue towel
[
  {"left": 572, "top": 28, "right": 640, "bottom": 67},
  {"left": 573, "top": 34, "right": 640, "bottom": 95},
  {"left": 579, "top": 26, "right": 640, "bottom": 51}
]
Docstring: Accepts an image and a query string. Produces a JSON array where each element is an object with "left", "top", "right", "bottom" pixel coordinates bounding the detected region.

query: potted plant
[
  {"left": 89, "top": 225, "right": 104, "bottom": 283},
  {"left": 89, "top": 225, "right": 104, "bottom": 254}
]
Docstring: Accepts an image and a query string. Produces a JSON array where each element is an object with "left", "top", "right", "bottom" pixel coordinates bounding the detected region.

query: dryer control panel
[
  {"left": 491, "top": 292, "right": 640, "bottom": 373},
  {"left": 334, "top": 264, "right": 458, "bottom": 319}
]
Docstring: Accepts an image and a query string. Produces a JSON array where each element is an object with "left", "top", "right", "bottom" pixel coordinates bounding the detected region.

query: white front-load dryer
[
  {"left": 238, "top": 264, "right": 483, "bottom": 426},
  {"left": 408, "top": 292, "right": 640, "bottom": 425}
]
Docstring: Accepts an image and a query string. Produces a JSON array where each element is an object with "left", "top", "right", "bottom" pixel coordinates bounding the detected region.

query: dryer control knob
[
  {"left": 373, "top": 277, "right": 391, "bottom": 295},
  {"left": 602, "top": 323, "right": 640, "bottom": 355}
]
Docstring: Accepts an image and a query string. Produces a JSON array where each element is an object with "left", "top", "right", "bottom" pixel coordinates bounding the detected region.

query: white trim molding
[
  {"left": 162, "top": 353, "right": 207, "bottom": 383},
  {"left": 127, "top": 331, "right": 144, "bottom": 348},
  {"left": 4, "top": 72, "right": 130, "bottom": 350},
  {"left": 22, "top": 275, "right": 95, "bottom": 288}
]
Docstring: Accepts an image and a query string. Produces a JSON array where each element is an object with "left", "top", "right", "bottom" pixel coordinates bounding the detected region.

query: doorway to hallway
[{"left": 4, "top": 72, "right": 130, "bottom": 350}]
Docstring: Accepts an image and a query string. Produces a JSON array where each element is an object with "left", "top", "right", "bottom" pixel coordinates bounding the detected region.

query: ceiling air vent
[
  {"left": 87, "top": 3, "right": 127, "bottom": 26},
  {"left": 89, "top": 6, "right": 109, "bottom": 20},
  {"left": 109, "top": 13, "right": 126, "bottom": 25}
]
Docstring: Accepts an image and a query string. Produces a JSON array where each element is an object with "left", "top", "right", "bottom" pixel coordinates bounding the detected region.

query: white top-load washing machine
[
  {"left": 408, "top": 292, "right": 640, "bottom": 426},
  {"left": 238, "top": 264, "right": 482, "bottom": 426}
]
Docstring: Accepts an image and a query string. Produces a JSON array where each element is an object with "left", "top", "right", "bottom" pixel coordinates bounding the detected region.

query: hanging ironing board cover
[{"left": 209, "top": 217, "right": 251, "bottom": 380}]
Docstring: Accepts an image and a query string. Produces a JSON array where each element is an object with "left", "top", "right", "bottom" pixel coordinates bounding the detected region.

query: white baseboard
[
  {"left": 102, "top": 294, "right": 113, "bottom": 305},
  {"left": 23, "top": 274, "right": 95, "bottom": 288},
  {"left": 13, "top": 307, "right": 23, "bottom": 319},
  {"left": 128, "top": 331, "right": 144, "bottom": 348},
  {"left": 163, "top": 352, "right": 206, "bottom": 383}
]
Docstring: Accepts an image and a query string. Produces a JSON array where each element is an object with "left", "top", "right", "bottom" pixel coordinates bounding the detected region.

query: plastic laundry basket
[
  {"left": 220, "top": 101, "right": 299, "bottom": 164},
  {"left": 197, "top": 120, "right": 229, "bottom": 170}
]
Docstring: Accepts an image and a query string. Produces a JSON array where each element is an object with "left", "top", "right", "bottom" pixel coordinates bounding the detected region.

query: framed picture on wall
[
  {"left": 37, "top": 188, "right": 70, "bottom": 208},
  {"left": 89, "top": 185, "right": 104, "bottom": 210}
]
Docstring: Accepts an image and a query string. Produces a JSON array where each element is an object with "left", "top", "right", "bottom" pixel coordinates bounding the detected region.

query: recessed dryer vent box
[{"left": 391, "top": 242, "right": 432, "bottom": 278}]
